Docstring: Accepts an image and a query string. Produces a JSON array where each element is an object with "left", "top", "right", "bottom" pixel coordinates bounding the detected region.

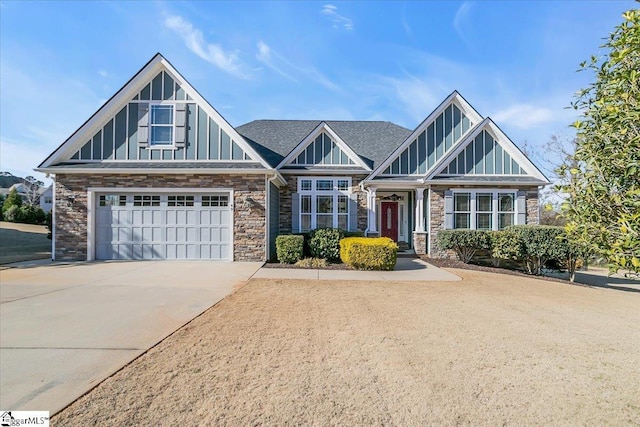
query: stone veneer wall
[
  {"left": 413, "top": 232, "right": 427, "bottom": 255},
  {"left": 279, "top": 175, "right": 368, "bottom": 234},
  {"left": 427, "top": 186, "right": 541, "bottom": 258},
  {"left": 526, "top": 190, "right": 539, "bottom": 225},
  {"left": 54, "top": 174, "right": 267, "bottom": 262}
]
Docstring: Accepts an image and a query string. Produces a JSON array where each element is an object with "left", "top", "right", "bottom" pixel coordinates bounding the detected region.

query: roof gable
[
  {"left": 426, "top": 118, "right": 549, "bottom": 182},
  {"left": 39, "top": 54, "right": 273, "bottom": 170},
  {"left": 277, "top": 122, "right": 370, "bottom": 170},
  {"left": 367, "top": 91, "right": 483, "bottom": 180}
]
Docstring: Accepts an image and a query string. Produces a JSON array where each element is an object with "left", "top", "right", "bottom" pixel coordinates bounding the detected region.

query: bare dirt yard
[
  {"left": 0, "top": 221, "right": 50, "bottom": 264},
  {"left": 55, "top": 269, "right": 640, "bottom": 426}
]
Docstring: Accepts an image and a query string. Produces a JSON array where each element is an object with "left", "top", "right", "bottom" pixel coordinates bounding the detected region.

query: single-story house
[{"left": 37, "top": 53, "right": 549, "bottom": 262}]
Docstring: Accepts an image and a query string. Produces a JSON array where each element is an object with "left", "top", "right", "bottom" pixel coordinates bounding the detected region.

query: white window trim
[
  {"left": 149, "top": 102, "right": 176, "bottom": 149},
  {"left": 297, "top": 177, "right": 352, "bottom": 232},
  {"left": 451, "top": 189, "right": 518, "bottom": 231}
]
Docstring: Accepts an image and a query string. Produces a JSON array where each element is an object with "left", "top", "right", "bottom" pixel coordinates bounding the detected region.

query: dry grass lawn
[
  {"left": 55, "top": 269, "right": 640, "bottom": 426},
  {"left": 0, "top": 221, "right": 50, "bottom": 264}
]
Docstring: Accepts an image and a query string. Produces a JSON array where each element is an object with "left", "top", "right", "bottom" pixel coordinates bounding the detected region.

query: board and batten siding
[
  {"left": 437, "top": 130, "right": 527, "bottom": 176},
  {"left": 381, "top": 103, "right": 472, "bottom": 176},
  {"left": 290, "top": 132, "right": 355, "bottom": 166},
  {"left": 69, "top": 71, "right": 253, "bottom": 162}
]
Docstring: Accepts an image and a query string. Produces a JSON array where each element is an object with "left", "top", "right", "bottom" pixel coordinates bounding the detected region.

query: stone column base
[{"left": 413, "top": 231, "right": 428, "bottom": 255}]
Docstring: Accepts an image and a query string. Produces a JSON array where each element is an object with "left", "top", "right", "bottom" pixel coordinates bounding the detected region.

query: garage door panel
[{"left": 95, "top": 192, "right": 232, "bottom": 260}]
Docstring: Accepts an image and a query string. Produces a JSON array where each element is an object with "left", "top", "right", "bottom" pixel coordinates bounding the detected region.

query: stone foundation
[
  {"left": 413, "top": 232, "right": 428, "bottom": 255},
  {"left": 54, "top": 173, "right": 267, "bottom": 262}
]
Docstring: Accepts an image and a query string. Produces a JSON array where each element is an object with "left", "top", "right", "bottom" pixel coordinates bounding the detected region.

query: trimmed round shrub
[
  {"left": 436, "top": 229, "right": 493, "bottom": 263},
  {"left": 276, "top": 235, "right": 304, "bottom": 264},
  {"left": 308, "top": 228, "right": 344, "bottom": 261},
  {"left": 340, "top": 237, "right": 398, "bottom": 270}
]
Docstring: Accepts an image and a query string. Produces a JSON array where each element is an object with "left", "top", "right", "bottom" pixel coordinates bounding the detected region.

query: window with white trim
[
  {"left": 150, "top": 104, "right": 174, "bottom": 146},
  {"left": 298, "top": 177, "right": 351, "bottom": 232},
  {"left": 453, "top": 190, "right": 517, "bottom": 230}
]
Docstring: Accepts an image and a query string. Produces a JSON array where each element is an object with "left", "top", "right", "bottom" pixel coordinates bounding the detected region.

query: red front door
[{"left": 380, "top": 202, "right": 398, "bottom": 241}]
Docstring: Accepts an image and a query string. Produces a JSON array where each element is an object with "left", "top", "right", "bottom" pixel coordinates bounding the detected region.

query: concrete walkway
[
  {"left": 253, "top": 257, "right": 461, "bottom": 281},
  {"left": 0, "top": 261, "right": 262, "bottom": 414}
]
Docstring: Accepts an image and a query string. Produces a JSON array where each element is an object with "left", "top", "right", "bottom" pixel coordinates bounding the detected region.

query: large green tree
[{"left": 560, "top": 9, "right": 640, "bottom": 275}]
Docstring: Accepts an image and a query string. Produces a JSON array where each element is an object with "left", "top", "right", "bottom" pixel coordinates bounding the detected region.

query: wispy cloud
[
  {"left": 98, "top": 70, "right": 108, "bottom": 78},
  {"left": 256, "top": 41, "right": 297, "bottom": 82},
  {"left": 164, "top": 14, "right": 251, "bottom": 79},
  {"left": 321, "top": 4, "right": 353, "bottom": 30},
  {"left": 453, "top": 1, "right": 474, "bottom": 48},
  {"left": 491, "top": 104, "right": 555, "bottom": 129},
  {"left": 255, "top": 41, "right": 341, "bottom": 92}
]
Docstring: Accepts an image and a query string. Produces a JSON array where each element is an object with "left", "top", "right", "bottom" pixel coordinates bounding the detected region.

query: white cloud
[
  {"left": 164, "top": 14, "right": 251, "bottom": 79},
  {"left": 98, "top": 70, "right": 108, "bottom": 78},
  {"left": 491, "top": 104, "right": 555, "bottom": 129},
  {"left": 321, "top": 4, "right": 353, "bottom": 30},
  {"left": 255, "top": 41, "right": 341, "bottom": 92},
  {"left": 453, "top": 1, "right": 474, "bottom": 48}
]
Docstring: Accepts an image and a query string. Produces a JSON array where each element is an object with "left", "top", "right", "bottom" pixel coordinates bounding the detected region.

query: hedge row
[
  {"left": 436, "top": 226, "right": 591, "bottom": 281},
  {"left": 340, "top": 237, "right": 398, "bottom": 271}
]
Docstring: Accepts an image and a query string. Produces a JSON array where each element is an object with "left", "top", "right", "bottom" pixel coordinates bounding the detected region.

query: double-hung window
[
  {"left": 150, "top": 104, "right": 174, "bottom": 146},
  {"left": 298, "top": 177, "right": 351, "bottom": 232},
  {"left": 452, "top": 190, "right": 517, "bottom": 230}
]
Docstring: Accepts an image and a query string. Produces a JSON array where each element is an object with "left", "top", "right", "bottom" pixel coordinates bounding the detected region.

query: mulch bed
[
  {"left": 263, "top": 261, "right": 352, "bottom": 270},
  {"left": 421, "top": 256, "right": 588, "bottom": 287}
]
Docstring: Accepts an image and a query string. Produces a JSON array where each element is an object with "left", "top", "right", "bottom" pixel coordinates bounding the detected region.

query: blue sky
[{"left": 0, "top": 0, "right": 633, "bottom": 183}]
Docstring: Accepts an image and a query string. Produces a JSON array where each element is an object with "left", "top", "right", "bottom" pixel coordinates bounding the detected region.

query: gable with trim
[
  {"left": 426, "top": 118, "right": 547, "bottom": 182},
  {"left": 39, "top": 54, "right": 271, "bottom": 170},
  {"left": 373, "top": 92, "right": 482, "bottom": 178},
  {"left": 278, "top": 122, "right": 371, "bottom": 170}
]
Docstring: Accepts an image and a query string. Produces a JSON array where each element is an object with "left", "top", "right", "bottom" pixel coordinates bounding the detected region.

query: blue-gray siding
[
  {"left": 70, "top": 71, "right": 253, "bottom": 162},
  {"left": 440, "top": 130, "right": 526, "bottom": 175},
  {"left": 382, "top": 103, "right": 472, "bottom": 176}
]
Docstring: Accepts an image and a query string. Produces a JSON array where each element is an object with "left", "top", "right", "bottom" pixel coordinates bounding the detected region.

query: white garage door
[{"left": 95, "top": 193, "right": 232, "bottom": 260}]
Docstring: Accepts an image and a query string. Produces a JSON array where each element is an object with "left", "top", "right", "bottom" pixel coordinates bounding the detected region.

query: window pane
[
  {"left": 337, "top": 195, "right": 348, "bottom": 213},
  {"left": 499, "top": 213, "right": 514, "bottom": 229},
  {"left": 499, "top": 193, "right": 514, "bottom": 212},
  {"left": 337, "top": 180, "right": 349, "bottom": 191},
  {"left": 151, "top": 126, "right": 173, "bottom": 144},
  {"left": 337, "top": 215, "right": 348, "bottom": 230},
  {"left": 151, "top": 105, "right": 173, "bottom": 124},
  {"left": 301, "top": 215, "right": 311, "bottom": 232},
  {"left": 317, "top": 215, "right": 333, "bottom": 228},
  {"left": 316, "top": 195, "right": 333, "bottom": 213},
  {"left": 476, "top": 193, "right": 492, "bottom": 212},
  {"left": 454, "top": 213, "right": 470, "bottom": 229},
  {"left": 99, "top": 195, "right": 126, "bottom": 206},
  {"left": 476, "top": 213, "right": 492, "bottom": 230},
  {"left": 316, "top": 180, "right": 333, "bottom": 191},
  {"left": 301, "top": 195, "right": 311, "bottom": 213},
  {"left": 300, "top": 179, "right": 312, "bottom": 191},
  {"left": 454, "top": 193, "right": 470, "bottom": 211}
]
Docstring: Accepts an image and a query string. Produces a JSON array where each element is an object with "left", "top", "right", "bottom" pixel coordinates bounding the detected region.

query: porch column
[
  {"left": 367, "top": 187, "right": 377, "bottom": 234},
  {"left": 414, "top": 187, "right": 425, "bottom": 232}
]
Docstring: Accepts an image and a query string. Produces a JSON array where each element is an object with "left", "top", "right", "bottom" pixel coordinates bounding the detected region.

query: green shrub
[
  {"left": 276, "top": 235, "right": 304, "bottom": 264},
  {"left": 492, "top": 225, "right": 565, "bottom": 275},
  {"left": 340, "top": 237, "right": 398, "bottom": 270},
  {"left": 2, "top": 188, "right": 22, "bottom": 213},
  {"left": 343, "top": 231, "right": 364, "bottom": 238},
  {"left": 19, "top": 205, "right": 46, "bottom": 225},
  {"left": 295, "top": 257, "right": 330, "bottom": 268},
  {"left": 309, "top": 228, "right": 344, "bottom": 261},
  {"left": 436, "top": 230, "right": 494, "bottom": 263},
  {"left": 3, "top": 205, "right": 21, "bottom": 222}
]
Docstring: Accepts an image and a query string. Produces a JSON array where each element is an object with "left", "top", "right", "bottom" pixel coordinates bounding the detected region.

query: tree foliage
[
  {"left": 3, "top": 188, "right": 22, "bottom": 212},
  {"left": 560, "top": 9, "right": 640, "bottom": 275},
  {"left": 22, "top": 176, "right": 44, "bottom": 207}
]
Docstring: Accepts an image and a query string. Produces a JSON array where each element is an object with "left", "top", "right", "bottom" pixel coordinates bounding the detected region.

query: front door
[{"left": 380, "top": 201, "right": 398, "bottom": 241}]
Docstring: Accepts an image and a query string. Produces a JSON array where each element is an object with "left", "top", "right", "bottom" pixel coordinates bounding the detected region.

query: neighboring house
[
  {"left": 37, "top": 53, "right": 549, "bottom": 262},
  {"left": 0, "top": 183, "right": 52, "bottom": 212},
  {"left": 39, "top": 185, "right": 53, "bottom": 213}
]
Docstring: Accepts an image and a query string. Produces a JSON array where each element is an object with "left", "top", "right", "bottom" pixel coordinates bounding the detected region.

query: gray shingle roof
[
  {"left": 51, "top": 162, "right": 266, "bottom": 170},
  {"left": 236, "top": 120, "right": 412, "bottom": 169}
]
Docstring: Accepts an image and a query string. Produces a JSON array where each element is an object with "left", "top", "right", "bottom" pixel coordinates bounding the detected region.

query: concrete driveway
[{"left": 0, "top": 260, "right": 262, "bottom": 414}]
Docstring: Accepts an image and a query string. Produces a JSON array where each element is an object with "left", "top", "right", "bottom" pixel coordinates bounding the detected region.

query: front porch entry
[{"left": 380, "top": 201, "right": 398, "bottom": 241}]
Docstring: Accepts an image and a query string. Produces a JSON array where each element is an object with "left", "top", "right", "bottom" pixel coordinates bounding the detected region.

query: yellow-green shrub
[{"left": 340, "top": 237, "right": 398, "bottom": 270}]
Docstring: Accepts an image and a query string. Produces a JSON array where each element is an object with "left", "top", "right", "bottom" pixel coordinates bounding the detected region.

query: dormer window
[{"left": 150, "top": 104, "right": 174, "bottom": 146}]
